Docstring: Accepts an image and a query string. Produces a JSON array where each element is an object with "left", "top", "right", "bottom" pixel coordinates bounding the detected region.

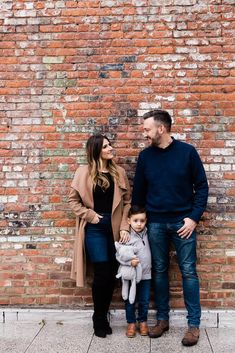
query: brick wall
[{"left": 0, "top": 0, "right": 234, "bottom": 308}]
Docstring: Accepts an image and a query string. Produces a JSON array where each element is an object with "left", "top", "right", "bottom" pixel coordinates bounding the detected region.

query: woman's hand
[
  {"left": 90, "top": 214, "right": 103, "bottom": 224},
  {"left": 131, "top": 258, "right": 140, "bottom": 267},
  {"left": 119, "top": 230, "right": 130, "bottom": 243}
]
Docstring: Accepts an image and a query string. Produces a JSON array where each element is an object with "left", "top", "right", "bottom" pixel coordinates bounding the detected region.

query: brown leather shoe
[
  {"left": 126, "top": 323, "right": 136, "bottom": 338},
  {"left": 182, "top": 327, "right": 200, "bottom": 346},
  {"left": 139, "top": 322, "right": 149, "bottom": 336},
  {"left": 148, "top": 320, "right": 169, "bottom": 338}
]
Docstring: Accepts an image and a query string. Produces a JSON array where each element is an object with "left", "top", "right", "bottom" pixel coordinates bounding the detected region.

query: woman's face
[{"left": 100, "top": 138, "right": 114, "bottom": 161}]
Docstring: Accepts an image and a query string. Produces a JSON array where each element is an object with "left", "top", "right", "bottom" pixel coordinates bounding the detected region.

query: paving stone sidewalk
[{"left": 0, "top": 309, "right": 235, "bottom": 353}]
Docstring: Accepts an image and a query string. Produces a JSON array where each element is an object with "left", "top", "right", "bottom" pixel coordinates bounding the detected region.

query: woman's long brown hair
[{"left": 86, "top": 134, "right": 119, "bottom": 190}]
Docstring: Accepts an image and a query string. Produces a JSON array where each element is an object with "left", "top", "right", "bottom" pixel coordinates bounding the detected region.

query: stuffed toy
[{"left": 115, "top": 241, "right": 142, "bottom": 304}]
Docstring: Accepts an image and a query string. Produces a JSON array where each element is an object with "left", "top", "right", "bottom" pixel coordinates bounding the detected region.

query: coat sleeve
[
  {"left": 68, "top": 187, "right": 97, "bottom": 223},
  {"left": 119, "top": 169, "right": 131, "bottom": 231}
]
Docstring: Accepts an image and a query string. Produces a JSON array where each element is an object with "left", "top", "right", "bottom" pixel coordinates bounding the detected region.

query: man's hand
[
  {"left": 119, "top": 230, "right": 130, "bottom": 243},
  {"left": 177, "top": 218, "right": 197, "bottom": 239}
]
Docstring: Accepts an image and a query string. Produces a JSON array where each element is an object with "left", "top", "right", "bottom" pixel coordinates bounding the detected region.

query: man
[{"left": 132, "top": 110, "right": 208, "bottom": 346}]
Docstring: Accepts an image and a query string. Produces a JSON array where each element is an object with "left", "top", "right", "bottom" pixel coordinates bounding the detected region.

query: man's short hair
[{"left": 143, "top": 109, "right": 172, "bottom": 132}]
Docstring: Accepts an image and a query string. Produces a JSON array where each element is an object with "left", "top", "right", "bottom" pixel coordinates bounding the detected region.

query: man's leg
[
  {"left": 172, "top": 228, "right": 200, "bottom": 327},
  {"left": 171, "top": 224, "right": 200, "bottom": 346},
  {"left": 148, "top": 222, "right": 170, "bottom": 338}
]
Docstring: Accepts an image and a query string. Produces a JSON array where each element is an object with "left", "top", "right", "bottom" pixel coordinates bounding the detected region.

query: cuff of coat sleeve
[
  {"left": 120, "top": 222, "right": 130, "bottom": 232},
  {"left": 86, "top": 209, "right": 97, "bottom": 223}
]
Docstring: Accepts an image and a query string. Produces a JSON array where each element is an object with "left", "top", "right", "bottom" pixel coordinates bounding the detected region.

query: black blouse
[{"left": 93, "top": 172, "right": 114, "bottom": 214}]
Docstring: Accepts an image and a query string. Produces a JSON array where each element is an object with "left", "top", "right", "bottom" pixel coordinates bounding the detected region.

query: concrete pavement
[{"left": 0, "top": 309, "right": 235, "bottom": 353}]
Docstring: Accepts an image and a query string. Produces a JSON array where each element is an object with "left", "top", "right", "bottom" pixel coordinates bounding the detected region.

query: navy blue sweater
[{"left": 132, "top": 139, "right": 208, "bottom": 223}]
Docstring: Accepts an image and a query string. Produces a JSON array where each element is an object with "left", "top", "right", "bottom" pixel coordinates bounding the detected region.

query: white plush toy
[{"left": 115, "top": 241, "right": 142, "bottom": 304}]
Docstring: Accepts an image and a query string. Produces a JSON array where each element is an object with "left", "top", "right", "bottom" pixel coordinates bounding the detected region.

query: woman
[{"left": 69, "top": 134, "right": 131, "bottom": 338}]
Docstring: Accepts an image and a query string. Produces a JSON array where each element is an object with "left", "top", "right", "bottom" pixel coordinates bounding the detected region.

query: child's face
[{"left": 128, "top": 213, "right": 147, "bottom": 233}]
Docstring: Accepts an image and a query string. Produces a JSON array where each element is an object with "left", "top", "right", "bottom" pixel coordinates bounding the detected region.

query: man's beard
[{"left": 151, "top": 135, "right": 161, "bottom": 147}]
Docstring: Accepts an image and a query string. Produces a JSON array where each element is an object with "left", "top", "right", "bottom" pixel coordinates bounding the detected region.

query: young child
[{"left": 117, "top": 205, "right": 151, "bottom": 338}]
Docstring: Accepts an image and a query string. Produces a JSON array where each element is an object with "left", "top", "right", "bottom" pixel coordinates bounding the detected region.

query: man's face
[{"left": 143, "top": 117, "right": 163, "bottom": 147}]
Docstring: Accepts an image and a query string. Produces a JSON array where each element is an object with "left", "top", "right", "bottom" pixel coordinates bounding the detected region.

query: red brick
[{"left": 0, "top": 0, "right": 234, "bottom": 310}]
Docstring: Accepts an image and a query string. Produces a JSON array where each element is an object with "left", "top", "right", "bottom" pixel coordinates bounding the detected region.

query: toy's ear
[{"left": 115, "top": 241, "right": 120, "bottom": 250}]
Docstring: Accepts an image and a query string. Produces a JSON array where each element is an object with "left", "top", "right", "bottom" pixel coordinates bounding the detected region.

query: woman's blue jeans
[
  {"left": 148, "top": 221, "right": 201, "bottom": 328},
  {"left": 125, "top": 279, "right": 151, "bottom": 323},
  {"left": 85, "top": 213, "right": 115, "bottom": 263}
]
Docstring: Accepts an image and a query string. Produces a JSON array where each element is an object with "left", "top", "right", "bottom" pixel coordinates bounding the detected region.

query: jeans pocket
[{"left": 172, "top": 220, "right": 185, "bottom": 234}]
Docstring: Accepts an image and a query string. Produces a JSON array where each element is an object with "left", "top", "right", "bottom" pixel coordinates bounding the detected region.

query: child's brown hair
[{"left": 128, "top": 205, "right": 146, "bottom": 218}]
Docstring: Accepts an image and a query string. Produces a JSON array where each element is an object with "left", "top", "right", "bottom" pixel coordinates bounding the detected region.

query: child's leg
[
  {"left": 136, "top": 280, "right": 151, "bottom": 323},
  {"left": 125, "top": 299, "right": 136, "bottom": 323},
  {"left": 125, "top": 299, "right": 137, "bottom": 337},
  {"left": 136, "top": 280, "right": 151, "bottom": 336}
]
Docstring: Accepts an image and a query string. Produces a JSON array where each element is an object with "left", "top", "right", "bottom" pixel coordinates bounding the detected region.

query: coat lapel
[
  {"left": 72, "top": 165, "right": 127, "bottom": 215},
  {"left": 80, "top": 174, "right": 94, "bottom": 209},
  {"left": 112, "top": 169, "right": 127, "bottom": 214},
  {"left": 71, "top": 166, "right": 94, "bottom": 209}
]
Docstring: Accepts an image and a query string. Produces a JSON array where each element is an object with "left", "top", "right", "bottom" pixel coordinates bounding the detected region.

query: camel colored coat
[{"left": 69, "top": 165, "right": 131, "bottom": 287}]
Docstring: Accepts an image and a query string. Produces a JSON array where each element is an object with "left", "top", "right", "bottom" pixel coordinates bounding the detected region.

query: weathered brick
[
  {"left": 0, "top": 0, "right": 234, "bottom": 309},
  {"left": 42, "top": 56, "right": 64, "bottom": 64}
]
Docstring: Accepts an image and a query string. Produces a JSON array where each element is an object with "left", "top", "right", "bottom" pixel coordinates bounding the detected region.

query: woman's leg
[
  {"left": 92, "top": 262, "right": 111, "bottom": 334},
  {"left": 85, "top": 214, "right": 116, "bottom": 337}
]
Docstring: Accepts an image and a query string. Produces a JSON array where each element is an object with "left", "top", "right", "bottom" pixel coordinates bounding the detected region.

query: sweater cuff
[{"left": 188, "top": 211, "right": 201, "bottom": 224}]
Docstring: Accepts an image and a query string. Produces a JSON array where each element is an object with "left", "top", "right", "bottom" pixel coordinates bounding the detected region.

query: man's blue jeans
[
  {"left": 148, "top": 221, "right": 201, "bottom": 328},
  {"left": 125, "top": 279, "right": 151, "bottom": 323}
]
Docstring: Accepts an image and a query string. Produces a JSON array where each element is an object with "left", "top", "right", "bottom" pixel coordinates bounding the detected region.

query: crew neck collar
[{"left": 152, "top": 137, "right": 175, "bottom": 151}]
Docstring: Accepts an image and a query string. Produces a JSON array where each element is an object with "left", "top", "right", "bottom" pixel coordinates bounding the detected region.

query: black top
[
  {"left": 132, "top": 138, "right": 208, "bottom": 223},
  {"left": 93, "top": 172, "right": 114, "bottom": 214}
]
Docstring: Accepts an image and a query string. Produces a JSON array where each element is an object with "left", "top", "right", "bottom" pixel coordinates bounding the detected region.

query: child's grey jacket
[{"left": 126, "top": 227, "right": 151, "bottom": 280}]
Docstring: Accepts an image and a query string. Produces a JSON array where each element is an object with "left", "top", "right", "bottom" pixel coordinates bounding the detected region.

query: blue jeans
[
  {"left": 125, "top": 279, "right": 151, "bottom": 323},
  {"left": 148, "top": 221, "right": 201, "bottom": 328},
  {"left": 85, "top": 214, "right": 115, "bottom": 263}
]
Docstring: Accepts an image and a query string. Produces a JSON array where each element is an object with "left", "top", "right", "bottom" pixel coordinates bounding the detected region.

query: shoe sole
[
  {"left": 182, "top": 340, "right": 199, "bottom": 347},
  {"left": 126, "top": 332, "right": 136, "bottom": 338},
  {"left": 94, "top": 333, "right": 106, "bottom": 338},
  {"left": 140, "top": 332, "right": 149, "bottom": 336},
  {"left": 148, "top": 327, "right": 169, "bottom": 338}
]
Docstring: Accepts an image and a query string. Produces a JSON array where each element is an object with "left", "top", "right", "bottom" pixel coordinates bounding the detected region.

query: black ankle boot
[
  {"left": 94, "top": 326, "right": 107, "bottom": 338},
  {"left": 92, "top": 314, "right": 107, "bottom": 338},
  {"left": 92, "top": 261, "right": 115, "bottom": 338},
  {"left": 104, "top": 319, "right": 112, "bottom": 335}
]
